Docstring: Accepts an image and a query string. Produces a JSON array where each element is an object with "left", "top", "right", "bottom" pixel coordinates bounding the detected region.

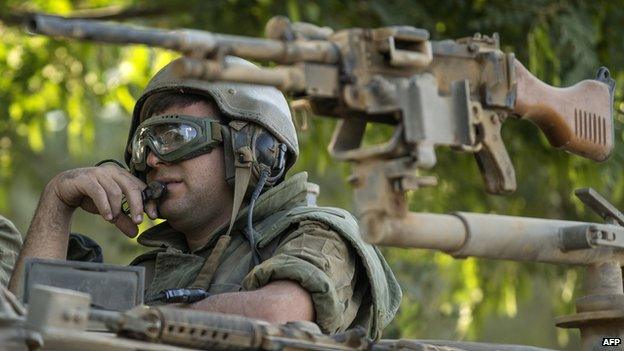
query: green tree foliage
[{"left": 1, "top": 0, "right": 623, "bottom": 348}]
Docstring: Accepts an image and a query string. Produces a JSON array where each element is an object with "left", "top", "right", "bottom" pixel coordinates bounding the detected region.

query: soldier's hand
[{"left": 47, "top": 164, "right": 150, "bottom": 237}]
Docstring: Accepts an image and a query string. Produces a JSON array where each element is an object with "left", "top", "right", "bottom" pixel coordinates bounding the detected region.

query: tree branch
[
  {"left": 0, "top": 4, "right": 185, "bottom": 27},
  {"left": 67, "top": 5, "right": 169, "bottom": 21}
]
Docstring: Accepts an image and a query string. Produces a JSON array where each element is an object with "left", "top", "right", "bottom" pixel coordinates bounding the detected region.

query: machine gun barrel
[{"left": 26, "top": 14, "right": 340, "bottom": 64}]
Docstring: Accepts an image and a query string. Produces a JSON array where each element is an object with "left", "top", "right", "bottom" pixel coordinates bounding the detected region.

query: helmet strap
[
  {"left": 226, "top": 146, "right": 253, "bottom": 236},
  {"left": 190, "top": 146, "right": 253, "bottom": 290},
  {"left": 188, "top": 146, "right": 252, "bottom": 291}
]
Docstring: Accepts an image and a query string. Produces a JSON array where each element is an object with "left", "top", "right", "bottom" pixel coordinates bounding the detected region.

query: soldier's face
[{"left": 145, "top": 101, "right": 233, "bottom": 228}]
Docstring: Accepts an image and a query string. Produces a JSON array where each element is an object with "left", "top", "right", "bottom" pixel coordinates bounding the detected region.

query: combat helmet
[
  {"left": 125, "top": 56, "right": 299, "bottom": 179},
  {"left": 125, "top": 57, "right": 299, "bottom": 261}
]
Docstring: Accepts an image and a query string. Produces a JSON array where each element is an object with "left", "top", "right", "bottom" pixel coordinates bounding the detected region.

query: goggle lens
[
  {"left": 131, "top": 129, "right": 148, "bottom": 167},
  {"left": 129, "top": 115, "right": 223, "bottom": 174},
  {"left": 131, "top": 122, "right": 202, "bottom": 171},
  {"left": 150, "top": 123, "right": 198, "bottom": 154}
]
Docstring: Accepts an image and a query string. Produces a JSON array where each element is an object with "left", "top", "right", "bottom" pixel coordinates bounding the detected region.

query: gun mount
[{"left": 14, "top": 13, "right": 623, "bottom": 350}]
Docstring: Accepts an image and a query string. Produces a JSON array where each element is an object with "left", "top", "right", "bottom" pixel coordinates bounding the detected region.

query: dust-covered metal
[
  {"left": 575, "top": 187, "right": 624, "bottom": 225},
  {"left": 26, "top": 14, "right": 615, "bottom": 195},
  {"left": 26, "top": 14, "right": 340, "bottom": 64},
  {"left": 3, "top": 285, "right": 472, "bottom": 351},
  {"left": 556, "top": 262, "right": 624, "bottom": 350}
]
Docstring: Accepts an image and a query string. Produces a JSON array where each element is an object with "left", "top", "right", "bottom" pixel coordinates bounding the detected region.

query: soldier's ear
[
  {"left": 251, "top": 128, "right": 287, "bottom": 184},
  {"left": 223, "top": 122, "right": 287, "bottom": 191}
]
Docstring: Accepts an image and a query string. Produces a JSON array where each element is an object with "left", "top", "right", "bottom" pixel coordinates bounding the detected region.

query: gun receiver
[{"left": 26, "top": 14, "right": 615, "bottom": 194}]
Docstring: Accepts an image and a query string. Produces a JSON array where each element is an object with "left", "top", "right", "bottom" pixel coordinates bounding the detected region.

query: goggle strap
[{"left": 211, "top": 122, "right": 223, "bottom": 142}]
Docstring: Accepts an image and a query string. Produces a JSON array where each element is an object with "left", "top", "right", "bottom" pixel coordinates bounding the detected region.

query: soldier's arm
[
  {"left": 189, "top": 220, "right": 356, "bottom": 327},
  {"left": 242, "top": 220, "right": 360, "bottom": 333},
  {"left": 8, "top": 182, "right": 75, "bottom": 294},
  {"left": 8, "top": 165, "right": 149, "bottom": 294},
  {"left": 189, "top": 280, "right": 314, "bottom": 323},
  {"left": 0, "top": 216, "right": 23, "bottom": 288}
]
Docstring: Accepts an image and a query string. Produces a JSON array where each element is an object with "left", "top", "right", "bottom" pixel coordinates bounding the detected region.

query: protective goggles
[{"left": 129, "top": 114, "right": 223, "bottom": 173}]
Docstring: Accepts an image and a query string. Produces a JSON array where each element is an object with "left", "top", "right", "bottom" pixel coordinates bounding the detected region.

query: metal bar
[
  {"left": 27, "top": 14, "right": 212, "bottom": 51},
  {"left": 171, "top": 58, "right": 306, "bottom": 92},
  {"left": 452, "top": 212, "right": 624, "bottom": 265},
  {"left": 365, "top": 211, "right": 624, "bottom": 266},
  {"left": 575, "top": 187, "right": 624, "bottom": 225},
  {"left": 360, "top": 212, "right": 466, "bottom": 252}
]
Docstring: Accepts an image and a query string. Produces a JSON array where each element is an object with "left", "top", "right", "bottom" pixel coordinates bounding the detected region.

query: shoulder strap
[{"left": 189, "top": 234, "right": 232, "bottom": 289}]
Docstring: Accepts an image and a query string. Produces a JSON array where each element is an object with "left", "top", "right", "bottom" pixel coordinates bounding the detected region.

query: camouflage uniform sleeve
[
  {"left": 242, "top": 220, "right": 361, "bottom": 334},
  {"left": 0, "top": 215, "right": 22, "bottom": 287}
]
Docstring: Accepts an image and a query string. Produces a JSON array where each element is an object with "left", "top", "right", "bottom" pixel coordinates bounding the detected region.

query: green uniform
[
  {"left": 131, "top": 172, "right": 401, "bottom": 339},
  {"left": 0, "top": 215, "right": 22, "bottom": 287}
]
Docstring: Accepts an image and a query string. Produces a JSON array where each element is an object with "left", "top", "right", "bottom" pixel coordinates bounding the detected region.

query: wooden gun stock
[{"left": 514, "top": 60, "right": 614, "bottom": 161}]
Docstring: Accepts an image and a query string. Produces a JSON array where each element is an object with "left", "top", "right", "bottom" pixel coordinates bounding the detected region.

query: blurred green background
[{"left": 1, "top": 0, "right": 624, "bottom": 349}]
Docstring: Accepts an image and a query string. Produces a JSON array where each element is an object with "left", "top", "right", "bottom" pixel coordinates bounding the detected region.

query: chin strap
[
  {"left": 189, "top": 121, "right": 283, "bottom": 292},
  {"left": 190, "top": 145, "right": 254, "bottom": 291},
  {"left": 227, "top": 146, "right": 254, "bottom": 236}
]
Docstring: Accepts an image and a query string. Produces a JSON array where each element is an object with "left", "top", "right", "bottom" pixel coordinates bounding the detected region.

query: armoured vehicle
[{"left": 0, "top": 13, "right": 622, "bottom": 351}]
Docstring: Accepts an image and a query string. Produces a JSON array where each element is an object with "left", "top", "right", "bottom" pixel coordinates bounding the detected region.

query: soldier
[{"left": 8, "top": 57, "right": 401, "bottom": 339}]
